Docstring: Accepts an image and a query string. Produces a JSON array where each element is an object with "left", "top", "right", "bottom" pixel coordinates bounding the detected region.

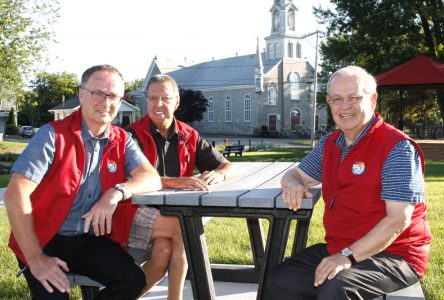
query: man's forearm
[{"left": 125, "top": 164, "right": 162, "bottom": 197}]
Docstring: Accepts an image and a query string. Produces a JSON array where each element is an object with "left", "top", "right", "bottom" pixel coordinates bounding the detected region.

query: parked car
[{"left": 20, "top": 126, "right": 34, "bottom": 138}]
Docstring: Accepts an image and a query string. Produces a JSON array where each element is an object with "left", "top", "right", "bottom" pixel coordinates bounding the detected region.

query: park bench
[{"left": 221, "top": 145, "right": 245, "bottom": 157}]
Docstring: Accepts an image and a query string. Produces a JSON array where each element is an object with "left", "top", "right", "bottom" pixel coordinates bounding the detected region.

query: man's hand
[
  {"left": 281, "top": 168, "right": 313, "bottom": 211},
  {"left": 28, "top": 253, "right": 70, "bottom": 294},
  {"left": 314, "top": 252, "right": 351, "bottom": 287},
  {"left": 82, "top": 188, "right": 121, "bottom": 236},
  {"left": 163, "top": 176, "right": 209, "bottom": 191},
  {"left": 199, "top": 170, "right": 225, "bottom": 185}
]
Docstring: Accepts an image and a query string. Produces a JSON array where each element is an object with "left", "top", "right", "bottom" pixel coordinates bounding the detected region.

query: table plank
[
  {"left": 239, "top": 162, "right": 295, "bottom": 208},
  {"left": 165, "top": 162, "right": 273, "bottom": 206},
  {"left": 201, "top": 162, "right": 295, "bottom": 207}
]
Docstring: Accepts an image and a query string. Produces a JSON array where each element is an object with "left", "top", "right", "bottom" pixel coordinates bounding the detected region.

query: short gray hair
[
  {"left": 327, "top": 66, "right": 377, "bottom": 94},
  {"left": 81, "top": 65, "right": 124, "bottom": 87},
  {"left": 146, "top": 74, "right": 179, "bottom": 96}
]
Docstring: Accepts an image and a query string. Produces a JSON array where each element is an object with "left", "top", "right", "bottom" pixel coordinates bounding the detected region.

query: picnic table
[{"left": 133, "top": 162, "right": 321, "bottom": 300}]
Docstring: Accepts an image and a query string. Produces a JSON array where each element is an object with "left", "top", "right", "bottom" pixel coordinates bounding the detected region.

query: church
[{"left": 132, "top": 0, "right": 327, "bottom": 136}]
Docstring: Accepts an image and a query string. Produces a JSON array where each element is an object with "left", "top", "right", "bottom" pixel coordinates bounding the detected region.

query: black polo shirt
[{"left": 149, "top": 120, "right": 225, "bottom": 177}]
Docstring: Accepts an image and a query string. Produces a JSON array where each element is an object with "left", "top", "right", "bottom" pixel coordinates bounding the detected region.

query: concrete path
[{"left": 140, "top": 275, "right": 258, "bottom": 299}]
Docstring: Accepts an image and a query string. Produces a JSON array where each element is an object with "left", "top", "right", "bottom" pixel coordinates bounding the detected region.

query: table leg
[
  {"left": 256, "top": 216, "right": 292, "bottom": 300},
  {"left": 291, "top": 217, "right": 312, "bottom": 257},
  {"left": 180, "top": 214, "right": 216, "bottom": 300},
  {"left": 246, "top": 218, "right": 265, "bottom": 270}
]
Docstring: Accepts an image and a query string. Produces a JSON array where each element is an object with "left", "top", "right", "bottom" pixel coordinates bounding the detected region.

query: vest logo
[
  {"left": 107, "top": 160, "right": 117, "bottom": 173},
  {"left": 352, "top": 161, "right": 365, "bottom": 175}
]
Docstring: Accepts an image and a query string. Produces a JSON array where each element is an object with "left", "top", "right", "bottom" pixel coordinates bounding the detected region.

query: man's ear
[
  {"left": 370, "top": 92, "right": 378, "bottom": 110},
  {"left": 174, "top": 96, "right": 180, "bottom": 110}
]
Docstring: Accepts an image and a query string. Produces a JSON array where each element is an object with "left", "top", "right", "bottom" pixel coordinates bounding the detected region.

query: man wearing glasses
[
  {"left": 124, "top": 74, "right": 233, "bottom": 299},
  {"left": 267, "top": 66, "right": 431, "bottom": 299},
  {"left": 4, "top": 65, "right": 161, "bottom": 300}
]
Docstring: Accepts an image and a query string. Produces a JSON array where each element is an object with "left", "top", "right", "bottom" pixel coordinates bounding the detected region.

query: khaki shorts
[{"left": 128, "top": 205, "right": 161, "bottom": 258}]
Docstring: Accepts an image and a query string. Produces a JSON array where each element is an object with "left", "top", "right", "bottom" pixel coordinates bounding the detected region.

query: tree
[
  {"left": 28, "top": 72, "right": 79, "bottom": 126},
  {"left": 314, "top": 0, "right": 444, "bottom": 122},
  {"left": 175, "top": 89, "right": 208, "bottom": 123},
  {"left": 0, "top": 0, "right": 59, "bottom": 101},
  {"left": 123, "top": 78, "right": 144, "bottom": 104},
  {"left": 5, "top": 107, "right": 19, "bottom": 135}
]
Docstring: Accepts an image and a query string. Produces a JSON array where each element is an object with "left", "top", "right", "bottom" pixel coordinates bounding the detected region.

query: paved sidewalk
[{"left": 140, "top": 275, "right": 258, "bottom": 299}]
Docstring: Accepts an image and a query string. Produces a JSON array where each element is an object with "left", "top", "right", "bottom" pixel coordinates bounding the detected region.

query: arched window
[
  {"left": 268, "top": 44, "right": 274, "bottom": 60},
  {"left": 244, "top": 95, "right": 251, "bottom": 122},
  {"left": 288, "top": 42, "right": 294, "bottom": 58},
  {"left": 268, "top": 83, "right": 277, "bottom": 105},
  {"left": 289, "top": 72, "right": 300, "bottom": 100},
  {"left": 208, "top": 97, "right": 214, "bottom": 122},
  {"left": 275, "top": 43, "right": 281, "bottom": 58},
  {"left": 288, "top": 8, "right": 295, "bottom": 31},
  {"left": 273, "top": 10, "right": 280, "bottom": 31},
  {"left": 225, "top": 96, "right": 232, "bottom": 122},
  {"left": 296, "top": 42, "right": 302, "bottom": 58},
  {"left": 290, "top": 108, "right": 301, "bottom": 131}
]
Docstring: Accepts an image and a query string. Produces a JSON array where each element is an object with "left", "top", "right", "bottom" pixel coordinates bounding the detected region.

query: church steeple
[
  {"left": 265, "top": 0, "right": 302, "bottom": 60},
  {"left": 254, "top": 37, "right": 264, "bottom": 92}
]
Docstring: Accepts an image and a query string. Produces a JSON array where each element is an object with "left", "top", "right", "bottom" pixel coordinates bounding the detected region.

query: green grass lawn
[{"left": 0, "top": 150, "right": 442, "bottom": 299}]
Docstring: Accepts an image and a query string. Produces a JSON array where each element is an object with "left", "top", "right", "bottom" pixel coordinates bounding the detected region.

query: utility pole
[{"left": 300, "top": 30, "right": 320, "bottom": 149}]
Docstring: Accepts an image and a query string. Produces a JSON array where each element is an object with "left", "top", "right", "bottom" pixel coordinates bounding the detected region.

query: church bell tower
[{"left": 264, "top": 0, "right": 302, "bottom": 60}]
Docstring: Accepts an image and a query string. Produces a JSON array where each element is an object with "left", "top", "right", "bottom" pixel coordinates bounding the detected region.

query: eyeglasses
[
  {"left": 81, "top": 87, "right": 122, "bottom": 104},
  {"left": 327, "top": 94, "right": 364, "bottom": 106},
  {"left": 147, "top": 96, "right": 175, "bottom": 104}
]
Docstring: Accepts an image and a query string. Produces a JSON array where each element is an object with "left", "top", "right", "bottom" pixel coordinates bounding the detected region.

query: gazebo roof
[{"left": 375, "top": 55, "right": 444, "bottom": 88}]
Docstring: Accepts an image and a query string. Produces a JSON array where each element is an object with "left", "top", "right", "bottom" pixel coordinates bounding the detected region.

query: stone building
[{"left": 132, "top": 0, "right": 327, "bottom": 136}]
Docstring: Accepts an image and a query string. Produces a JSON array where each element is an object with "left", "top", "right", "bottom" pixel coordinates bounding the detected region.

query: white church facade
[{"left": 132, "top": 0, "right": 327, "bottom": 136}]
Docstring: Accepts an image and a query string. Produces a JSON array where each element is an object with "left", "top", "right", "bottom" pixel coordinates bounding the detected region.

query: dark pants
[
  {"left": 18, "top": 234, "right": 145, "bottom": 300},
  {"left": 267, "top": 244, "right": 419, "bottom": 300}
]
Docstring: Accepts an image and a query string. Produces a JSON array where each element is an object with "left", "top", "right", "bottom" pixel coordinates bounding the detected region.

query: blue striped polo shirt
[{"left": 299, "top": 115, "right": 424, "bottom": 203}]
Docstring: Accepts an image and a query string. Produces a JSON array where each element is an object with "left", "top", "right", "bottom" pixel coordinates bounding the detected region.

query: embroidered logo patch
[
  {"left": 107, "top": 160, "right": 117, "bottom": 173},
  {"left": 351, "top": 161, "right": 365, "bottom": 175}
]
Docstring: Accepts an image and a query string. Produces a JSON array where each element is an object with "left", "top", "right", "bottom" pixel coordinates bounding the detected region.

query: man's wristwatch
[
  {"left": 113, "top": 183, "right": 128, "bottom": 201},
  {"left": 341, "top": 247, "right": 357, "bottom": 265}
]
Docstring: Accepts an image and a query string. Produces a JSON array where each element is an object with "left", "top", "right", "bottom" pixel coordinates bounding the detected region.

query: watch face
[{"left": 341, "top": 248, "right": 352, "bottom": 256}]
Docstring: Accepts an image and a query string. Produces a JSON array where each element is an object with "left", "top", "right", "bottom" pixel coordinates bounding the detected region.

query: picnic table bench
[{"left": 221, "top": 145, "right": 245, "bottom": 157}]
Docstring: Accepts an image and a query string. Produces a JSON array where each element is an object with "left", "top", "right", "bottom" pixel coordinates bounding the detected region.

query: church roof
[
  {"left": 375, "top": 55, "right": 444, "bottom": 87},
  {"left": 167, "top": 53, "right": 280, "bottom": 90}
]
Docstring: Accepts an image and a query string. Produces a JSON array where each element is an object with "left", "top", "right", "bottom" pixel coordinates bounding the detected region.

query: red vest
[
  {"left": 322, "top": 113, "right": 432, "bottom": 277},
  {"left": 126, "top": 115, "right": 198, "bottom": 177},
  {"left": 9, "top": 109, "right": 129, "bottom": 263}
]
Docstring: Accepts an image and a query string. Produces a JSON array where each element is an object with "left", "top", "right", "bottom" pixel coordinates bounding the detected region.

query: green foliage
[
  {"left": 27, "top": 71, "right": 79, "bottom": 126},
  {"left": 123, "top": 78, "right": 144, "bottom": 105},
  {"left": 0, "top": 0, "right": 59, "bottom": 102},
  {"left": 175, "top": 88, "right": 208, "bottom": 123},
  {"left": 314, "top": 0, "right": 444, "bottom": 123},
  {"left": 5, "top": 108, "right": 18, "bottom": 135}
]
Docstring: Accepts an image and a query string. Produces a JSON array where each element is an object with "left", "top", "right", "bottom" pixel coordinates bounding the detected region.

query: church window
[
  {"left": 273, "top": 10, "right": 280, "bottom": 31},
  {"left": 290, "top": 108, "right": 301, "bottom": 131},
  {"left": 296, "top": 42, "right": 302, "bottom": 58},
  {"left": 208, "top": 97, "right": 214, "bottom": 122},
  {"left": 288, "top": 8, "right": 295, "bottom": 31},
  {"left": 268, "top": 83, "right": 277, "bottom": 105},
  {"left": 275, "top": 43, "right": 281, "bottom": 58},
  {"left": 225, "top": 96, "right": 232, "bottom": 122},
  {"left": 244, "top": 95, "right": 251, "bottom": 122},
  {"left": 289, "top": 72, "right": 300, "bottom": 100},
  {"left": 268, "top": 44, "right": 274, "bottom": 59},
  {"left": 288, "top": 42, "right": 294, "bottom": 58}
]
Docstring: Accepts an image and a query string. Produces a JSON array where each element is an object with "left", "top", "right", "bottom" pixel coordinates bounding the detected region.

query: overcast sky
[{"left": 41, "top": 0, "right": 330, "bottom": 82}]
